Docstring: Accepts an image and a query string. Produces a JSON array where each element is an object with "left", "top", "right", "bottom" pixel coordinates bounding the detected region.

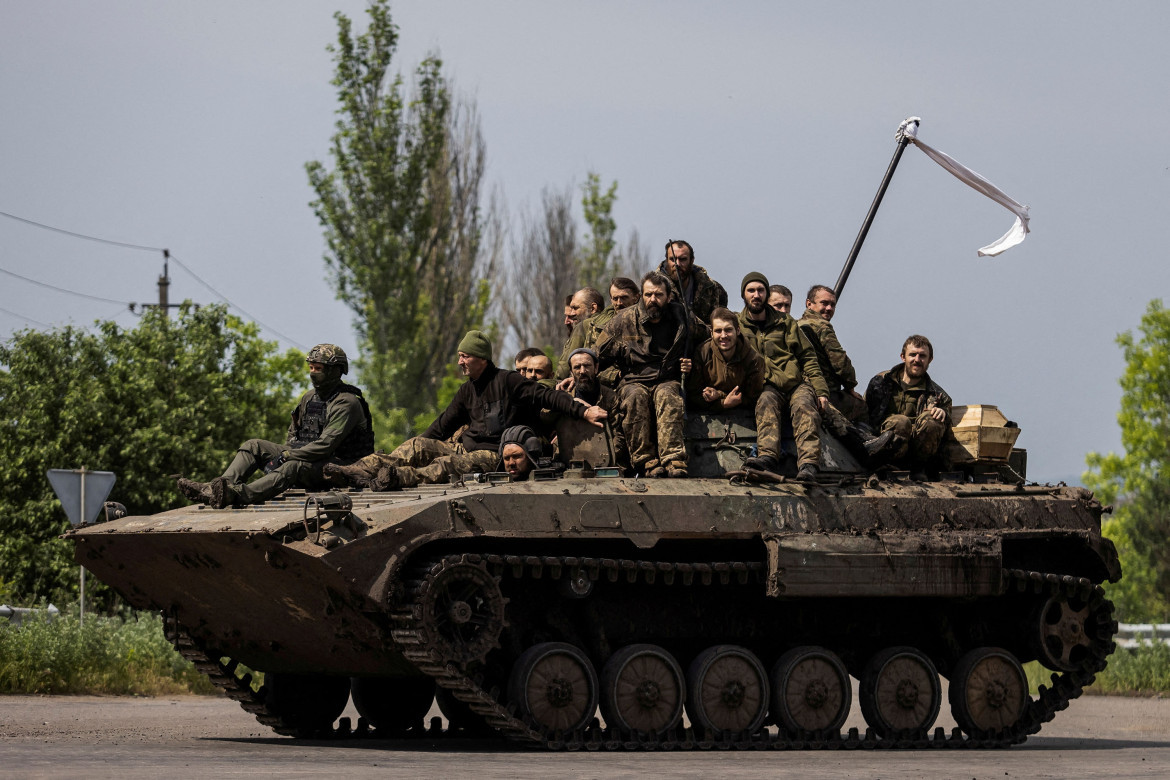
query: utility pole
[{"left": 129, "top": 249, "right": 186, "bottom": 316}]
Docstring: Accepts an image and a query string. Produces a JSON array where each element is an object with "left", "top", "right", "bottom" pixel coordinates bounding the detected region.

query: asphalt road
[{"left": 2, "top": 691, "right": 1169, "bottom": 779}]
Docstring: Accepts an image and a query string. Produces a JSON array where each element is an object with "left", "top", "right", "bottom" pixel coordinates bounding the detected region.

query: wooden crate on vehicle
[{"left": 949, "top": 404, "right": 1020, "bottom": 461}]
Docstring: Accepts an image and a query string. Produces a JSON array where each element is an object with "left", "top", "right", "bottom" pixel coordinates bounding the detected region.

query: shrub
[{"left": 0, "top": 607, "right": 214, "bottom": 695}]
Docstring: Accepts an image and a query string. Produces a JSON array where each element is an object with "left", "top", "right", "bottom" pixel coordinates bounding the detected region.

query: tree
[
  {"left": 1085, "top": 298, "right": 1170, "bottom": 621},
  {"left": 498, "top": 186, "right": 579, "bottom": 353},
  {"left": 497, "top": 174, "right": 649, "bottom": 354},
  {"left": 306, "top": 0, "right": 498, "bottom": 445},
  {"left": 0, "top": 305, "right": 302, "bottom": 604}
]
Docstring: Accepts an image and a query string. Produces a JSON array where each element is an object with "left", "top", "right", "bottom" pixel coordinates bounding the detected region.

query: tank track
[
  {"left": 168, "top": 557, "right": 1117, "bottom": 748},
  {"left": 169, "top": 632, "right": 302, "bottom": 737}
]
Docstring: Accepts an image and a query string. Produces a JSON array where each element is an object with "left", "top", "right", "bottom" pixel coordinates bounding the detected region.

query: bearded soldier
[{"left": 175, "top": 344, "right": 374, "bottom": 508}]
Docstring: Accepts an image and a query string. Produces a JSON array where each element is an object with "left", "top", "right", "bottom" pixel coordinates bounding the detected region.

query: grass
[
  {"left": 1025, "top": 641, "right": 1170, "bottom": 696},
  {"left": 0, "top": 607, "right": 215, "bottom": 696}
]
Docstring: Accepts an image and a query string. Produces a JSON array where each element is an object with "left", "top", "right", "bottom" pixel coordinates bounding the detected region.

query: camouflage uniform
[
  {"left": 596, "top": 301, "right": 708, "bottom": 474},
  {"left": 222, "top": 377, "right": 374, "bottom": 505},
  {"left": 865, "top": 363, "right": 953, "bottom": 468},
  {"left": 737, "top": 307, "right": 829, "bottom": 469},
  {"left": 556, "top": 306, "right": 619, "bottom": 384},
  {"left": 798, "top": 308, "right": 868, "bottom": 422},
  {"left": 334, "top": 363, "right": 590, "bottom": 489},
  {"left": 655, "top": 260, "right": 729, "bottom": 324}
]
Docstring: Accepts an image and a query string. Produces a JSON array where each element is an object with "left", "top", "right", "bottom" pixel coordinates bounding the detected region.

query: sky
[{"left": 2, "top": 1, "right": 1168, "bottom": 483}]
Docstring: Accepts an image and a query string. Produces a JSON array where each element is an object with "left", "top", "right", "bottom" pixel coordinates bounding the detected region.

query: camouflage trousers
[
  {"left": 756, "top": 384, "right": 823, "bottom": 468},
  {"left": 617, "top": 381, "right": 685, "bottom": 472},
  {"left": 344, "top": 437, "right": 499, "bottom": 488},
  {"left": 880, "top": 413, "right": 947, "bottom": 464},
  {"left": 830, "top": 388, "right": 869, "bottom": 424},
  {"left": 222, "top": 438, "right": 329, "bottom": 505}
]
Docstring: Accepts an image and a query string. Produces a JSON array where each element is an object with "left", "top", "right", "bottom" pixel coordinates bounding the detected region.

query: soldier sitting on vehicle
[
  {"left": 865, "top": 334, "right": 953, "bottom": 478},
  {"left": 324, "top": 330, "right": 606, "bottom": 491},
  {"left": 175, "top": 344, "right": 374, "bottom": 508},
  {"left": 657, "top": 239, "right": 728, "bottom": 324},
  {"left": 799, "top": 285, "right": 868, "bottom": 423},
  {"left": 595, "top": 271, "right": 708, "bottom": 478},
  {"left": 683, "top": 307, "right": 766, "bottom": 415},
  {"left": 547, "top": 347, "right": 629, "bottom": 472}
]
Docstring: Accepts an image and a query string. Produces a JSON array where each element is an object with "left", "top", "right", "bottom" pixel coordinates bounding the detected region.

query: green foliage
[
  {"left": 0, "top": 304, "right": 302, "bottom": 604},
  {"left": 578, "top": 172, "right": 619, "bottom": 290},
  {"left": 0, "top": 609, "right": 214, "bottom": 695},
  {"left": 307, "top": 0, "right": 496, "bottom": 442},
  {"left": 1085, "top": 299, "right": 1170, "bottom": 621},
  {"left": 1026, "top": 642, "right": 1170, "bottom": 695}
]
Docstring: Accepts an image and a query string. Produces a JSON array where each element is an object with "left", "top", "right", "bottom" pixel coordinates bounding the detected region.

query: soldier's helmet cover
[{"left": 306, "top": 344, "right": 349, "bottom": 375}]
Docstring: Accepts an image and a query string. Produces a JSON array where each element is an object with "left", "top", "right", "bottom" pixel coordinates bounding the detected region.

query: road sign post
[{"left": 47, "top": 467, "right": 116, "bottom": 625}]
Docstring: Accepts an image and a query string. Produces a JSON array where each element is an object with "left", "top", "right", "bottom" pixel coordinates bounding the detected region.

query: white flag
[{"left": 897, "top": 117, "right": 1030, "bottom": 257}]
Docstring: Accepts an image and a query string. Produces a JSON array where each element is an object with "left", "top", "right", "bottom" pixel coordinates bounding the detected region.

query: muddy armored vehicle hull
[{"left": 69, "top": 438, "right": 1120, "bottom": 749}]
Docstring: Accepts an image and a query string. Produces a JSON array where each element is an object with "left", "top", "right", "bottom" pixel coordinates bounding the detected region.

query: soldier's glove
[{"left": 263, "top": 454, "right": 289, "bottom": 473}]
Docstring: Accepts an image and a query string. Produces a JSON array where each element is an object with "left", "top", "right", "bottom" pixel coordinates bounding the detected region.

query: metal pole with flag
[{"left": 834, "top": 116, "right": 1031, "bottom": 300}]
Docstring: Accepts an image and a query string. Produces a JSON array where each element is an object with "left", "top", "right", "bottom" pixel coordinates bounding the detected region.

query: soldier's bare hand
[
  {"left": 929, "top": 406, "right": 947, "bottom": 422},
  {"left": 702, "top": 386, "right": 720, "bottom": 402},
  {"left": 679, "top": 358, "right": 692, "bottom": 374},
  {"left": 818, "top": 396, "right": 828, "bottom": 412},
  {"left": 584, "top": 405, "right": 608, "bottom": 427},
  {"left": 722, "top": 386, "right": 743, "bottom": 409},
  {"left": 556, "top": 377, "right": 575, "bottom": 393}
]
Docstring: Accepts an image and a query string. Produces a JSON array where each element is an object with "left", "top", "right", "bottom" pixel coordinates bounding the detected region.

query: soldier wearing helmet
[{"left": 175, "top": 343, "right": 375, "bottom": 508}]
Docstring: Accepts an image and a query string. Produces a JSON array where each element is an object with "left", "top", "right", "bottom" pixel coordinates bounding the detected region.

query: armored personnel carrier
[{"left": 68, "top": 411, "right": 1119, "bottom": 750}]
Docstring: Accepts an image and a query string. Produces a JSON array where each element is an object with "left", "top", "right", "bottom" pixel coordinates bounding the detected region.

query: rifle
[{"left": 667, "top": 240, "right": 693, "bottom": 418}]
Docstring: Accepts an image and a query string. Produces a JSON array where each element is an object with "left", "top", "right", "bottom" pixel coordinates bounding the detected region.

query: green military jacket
[
  {"left": 865, "top": 363, "right": 953, "bottom": 430},
  {"left": 655, "top": 260, "right": 728, "bottom": 324},
  {"left": 556, "top": 305, "right": 619, "bottom": 382},
  {"left": 798, "top": 308, "right": 858, "bottom": 392},
  {"left": 596, "top": 301, "right": 708, "bottom": 386},
  {"left": 687, "top": 334, "right": 766, "bottom": 412},
  {"left": 737, "top": 307, "right": 829, "bottom": 397}
]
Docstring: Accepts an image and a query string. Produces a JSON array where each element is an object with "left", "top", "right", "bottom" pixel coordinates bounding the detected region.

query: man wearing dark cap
[
  {"left": 498, "top": 425, "right": 544, "bottom": 480},
  {"left": 176, "top": 343, "right": 375, "bottom": 507},
  {"left": 737, "top": 273, "right": 831, "bottom": 481},
  {"left": 325, "top": 330, "right": 606, "bottom": 490}
]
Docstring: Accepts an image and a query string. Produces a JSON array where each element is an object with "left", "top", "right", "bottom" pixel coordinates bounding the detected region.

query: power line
[
  {"left": 0, "top": 304, "right": 50, "bottom": 328},
  {"left": 0, "top": 207, "right": 308, "bottom": 349},
  {"left": 0, "top": 209, "right": 165, "bottom": 253},
  {"left": 167, "top": 253, "right": 306, "bottom": 348},
  {"left": 0, "top": 266, "right": 131, "bottom": 306}
]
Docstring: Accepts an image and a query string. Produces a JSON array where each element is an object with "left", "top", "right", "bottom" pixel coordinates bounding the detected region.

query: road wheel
[
  {"left": 949, "top": 647, "right": 1029, "bottom": 737},
  {"left": 770, "top": 646, "right": 851, "bottom": 735},
  {"left": 685, "top": 645, "right": 769, "bottom": 735},
  {"left": 350, "top": 676, "right": 434, "bottom": 734},
  {"left": 600, "top": 644, "right": 685, "bottom": 735},
  {"left": 859, "top": 646, "right": 941, "bottom": 738},
  {"left": 508, "top": 642, "right": 598, "bottom": 734}
]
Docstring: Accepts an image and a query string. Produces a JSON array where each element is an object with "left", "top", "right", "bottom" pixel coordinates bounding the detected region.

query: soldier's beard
[
  {"left": 644, "top": 302, "right": 662, "bottom": 320},
  {"left": 575, "top": 374, "right": 597, "bottom": 398},
  {"left": 746, "top": 299, "right": 766, "bottom": 316}
]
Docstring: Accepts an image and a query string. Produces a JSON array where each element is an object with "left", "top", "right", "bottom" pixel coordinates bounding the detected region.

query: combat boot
[
  {"left": 175, "top": 477, "right": 214, "bottom": 505},
  {"left": 369, "top": 464, "right": 403, "bottom": 492},
  {"left": 796, "top": 463, "right": 818, "bottom": 482},
  {"left": 323, "top": 462, "right": 375, "bottom": 489},
  {"left": 742, "top": 454, "right": 781, "bottom": 473},
  {"left": 208, "top": 477, "right": 237, "bottom": 509},
  {"left": 666, "top": 462, "right": 688, "bottom": 478}
]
